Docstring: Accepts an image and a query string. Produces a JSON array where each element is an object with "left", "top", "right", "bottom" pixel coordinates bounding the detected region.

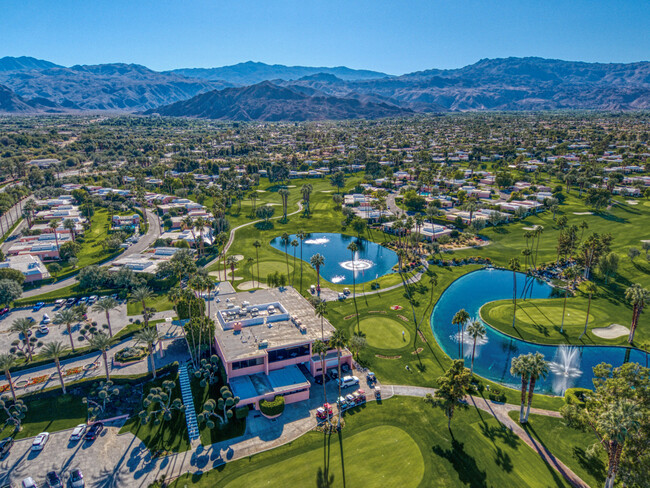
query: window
[{"left": 232, "top": 357, "right": 264, "bottom": 370}]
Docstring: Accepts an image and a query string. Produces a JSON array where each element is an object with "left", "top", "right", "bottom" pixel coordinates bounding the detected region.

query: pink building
[{"left": 213, "top": 287, "right": 352, "bottom": 409}]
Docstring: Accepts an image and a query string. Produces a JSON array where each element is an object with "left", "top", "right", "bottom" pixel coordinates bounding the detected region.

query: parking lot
[{"left": 0, "top": 298, "right": 132, "bottom": 354}]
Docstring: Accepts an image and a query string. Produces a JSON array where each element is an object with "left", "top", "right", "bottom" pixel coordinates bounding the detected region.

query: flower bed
[
  {"left": 0, "top": 384, "right": 10, "bottom": 393},
  {"left": 64, "top": 366, "right": 83, "bottom": 377},
  {"left": 28, "top": 374, "right": 49, "bottom": 386},
  {"left": 114, "top": 346, "right": 148, "bottom": 365}
]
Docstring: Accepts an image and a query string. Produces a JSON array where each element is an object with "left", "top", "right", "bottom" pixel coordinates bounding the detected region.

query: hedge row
[{"left": 259, "top": 395, "right": 285, "bottom": 417}]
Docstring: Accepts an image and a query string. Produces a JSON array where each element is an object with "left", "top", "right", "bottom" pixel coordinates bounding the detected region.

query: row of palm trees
[{"left": 451, "top": 309, "right": 487, "bottom": 374}]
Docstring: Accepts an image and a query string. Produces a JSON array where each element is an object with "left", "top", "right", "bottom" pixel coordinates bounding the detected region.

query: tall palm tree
[
  {"left": 510, "top": 354, "right": 531, "bottom": 424},
  {"left": 130, "top": 286, "right": 153, "bottom": 328},
  {"left": 92, "top": 297, "right": 119, "bottom": 337},
  {"left": 301, "top": 184, "right": 313, "bottom": 215},
  {"left": 182, "top": 215, "right": 198, "bottom": 252},
  {"left": 0, "top": 353, "right": 18, "bottom": 401},
  {"left": 625, "top": 283, "right": 650, "bottom": 344},
  {"left": 347, "top": 242, "right": 361, "bottom": 335},
  {"left": 466, "top": 320, "right": 486, "bottom": 374},
  {"left": 579, "top": 281, "right": 598, "bottom": 339},
  {"left": 194, "top": 216, "right": 207, "bottom": 256},
  {"left": 533, "top": 225, "right": 544, "bottom": 268},
  {"left": 509, "top": 257, "right": 520, "bottom": 327},
  {"left": 330, "top": 329, "right": 348, "bottom": 429},
  {"left": 135, "top": 327, "right": 160, "bottom": 379},
  {"left": 298, "top": 230, "right": 306, "bottom": 293},
  {"left": 23, "top": 199, "right": 37, "bottom": 227},
  {"left": 312, "top": 340, "right": 330, "bottom": 425},
  {"left": 281, "top": 232, "right": 291, "bottom": 282},
  {"left": 600, "top": 400, "right": 641, "bottom": 488},
  {"left": 48, "top": 219, "right": 60, "bottom": 252},
  {"left": 41, "top": 342, "right": 69, "bottom": 394},
  {"left": 253, "top": 240, "right": 262, "bottom": 287},
  {"left": 226, "top": 255, "right": 238, "bottom": 285},
  {"left": 310, "top": 253, "right": 325, "bottom": 297},
  {"left": 523, "top": 352, "right": 548, "bottom": 423},
  {"left": 290, "top": 239, "right": 299, "bottom": 287},
  {"left": 315, "top": 300, "right": 327, "bottom": 339},
  {"left": 10, "top": 317, "right": 36, "bottom": 362},
  {"left": 560, "top": 267, "right": 578, "bottom": 334},
  {"left": 451, "top": 309, "right": 470, "bottom": 358},
  {"left": 63, "top": 218, "right": 76, "bottom": 241},
  {"left": 54, "top": 309, "right": 78, "bottom": 351},
  {"left": 278, "top": 188, "right": 290, "bottom": 221},
  {"left": 89, "top": 333, "right": 113, "bottom": 381}
]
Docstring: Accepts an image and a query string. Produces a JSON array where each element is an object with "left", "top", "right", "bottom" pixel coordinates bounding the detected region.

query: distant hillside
[
  {"left": 0, "top": 56, "right": 61, "bottom": 72},
  {"left": 0, "top": 84, "right": 67, "bottom": 114},
  {"left": 0, "top": 63, "right": 229, "bottom": 111},
  {"left": 144, "top": 81, "right": 414, "bottom": 121},
  {"left": 169, "top": 61, "right": 390, "bottom": 84}
]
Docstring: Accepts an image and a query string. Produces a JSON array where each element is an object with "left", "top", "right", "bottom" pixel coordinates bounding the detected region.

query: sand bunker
[
  {"left": 256, "top": 190, "right": 267, "bottom": 193},
  {"left": 592, "top": 323, "right": 630, "bottom": 339},
  {"left": 573, "top": 211, "right": 593, "bottom": 215},
  {"left": 321, "top": 190, "right": 334, "bottom": 193},
  {"left": 522, "top": 226, "right": 539, "bottom": 231},
  {"left": 237, "top": 281, "right": 269, "bottom": 291},
  {"left": 626, "top": 200, "right": 639, "bottom": 205}
]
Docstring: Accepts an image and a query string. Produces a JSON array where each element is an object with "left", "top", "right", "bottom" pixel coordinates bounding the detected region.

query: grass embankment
[
  {"left": 172, "top": 396, "right": 575, "bottom": 488},
  {"left": 480, "top": 296, "right": 638, "bottom": 347},
  {"left": 508, "top": 412, "right": 607, "bottom": 488}
]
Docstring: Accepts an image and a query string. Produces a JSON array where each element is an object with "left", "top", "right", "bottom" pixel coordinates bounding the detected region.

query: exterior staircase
[{"left": 179, "top": 364, "right": 200, "bottom": 442}]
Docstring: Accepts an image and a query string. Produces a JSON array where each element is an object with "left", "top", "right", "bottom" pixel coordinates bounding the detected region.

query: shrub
[
  {"left": 114, "top": 346, "right": 148, "bottom": 363},
  {"left": 488, "top": 387, "right": 506, "bottom": 403},
  {"left": 235, "top": 405, "right": 250, "bottom": 420},
  {"left": 259, "top": 395, "right": 285, "bottom": 417},
  {"left": 565, "top": 387, "right": 591, "bottom": 407}
]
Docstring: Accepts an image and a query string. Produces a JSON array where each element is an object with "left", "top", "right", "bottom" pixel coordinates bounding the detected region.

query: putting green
[
  {"left": 359, "top": 316, "right": 410, "bottom": 349},
  {"left": 256, "top": 260, "right": 295, "bottom": 277},
  {"left": 484, "top": 302, "right": 596, "bottom": 328},
  {"left": 223, "top": 425, "right": 424, "bottom": 488}
]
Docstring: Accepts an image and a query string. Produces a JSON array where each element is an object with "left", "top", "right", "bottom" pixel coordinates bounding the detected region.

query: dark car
[
  {"left": 0, "top": 307, "right": 9, "bottom": 317},
  {"left": 0, "top": 437, "right": 13, "bottom": 458},
  {"left": 45, "top": 471, "right": 62, "bottom": 488},
  {"left": 84, "top": 421, "right": 104, "bottom": 441}
]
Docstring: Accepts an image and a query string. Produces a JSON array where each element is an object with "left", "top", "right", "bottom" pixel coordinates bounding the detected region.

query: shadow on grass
[{"left": 432, "top": 439, "right": 488, "bottom": 488}]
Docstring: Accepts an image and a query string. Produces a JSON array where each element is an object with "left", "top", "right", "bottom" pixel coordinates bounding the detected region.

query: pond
[
  {"left": 431, "top": 268, "right": 648, "bottom": 395},
  {"left": 270, "top": 232, "right": 398, "bottom": 285}
]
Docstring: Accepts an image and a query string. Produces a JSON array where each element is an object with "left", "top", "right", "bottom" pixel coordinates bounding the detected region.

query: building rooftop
[{"left": 213, "top": 287, "right": 335, "bottom": 363}]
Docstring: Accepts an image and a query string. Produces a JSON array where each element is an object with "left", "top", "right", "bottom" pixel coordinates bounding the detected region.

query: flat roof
[
  {"left": 213, "top": 287, "right": 335, "bottom": 363},
  {"left": 230, "top": 365, "right": 311, "bottom": 400}
]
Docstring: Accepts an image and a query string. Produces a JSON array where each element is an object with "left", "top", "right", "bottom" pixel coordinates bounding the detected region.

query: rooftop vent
[{"left": 258, "top": 340, "right": 268, "bottom": 349}]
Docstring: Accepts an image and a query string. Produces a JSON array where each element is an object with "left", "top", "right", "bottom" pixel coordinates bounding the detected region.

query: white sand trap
[
  {"left": 231, "top": 254, "right": 244, "bottom": 262},
  {"left": 238, "top": 281, "right": 269, "bottom": 291},
  {"left": 573, "top": 211, "right": 593, "bottom": 215},
  {"left": 321, "top": 190, "right": 334, "bottom": 193},
  {"left": 264, "top": 203, "right": 280, "bottom": 206},
  {"left": 522, "top": 226, "right": 539, "bottom": 231},
  {"left": 626, "top": 200, "right": 639, "bottom": 205},
  {"left": 256, "top": 190, "right": 267, "bottom": 193},
  {"left": 287, "top": 185, "right": 296, "bottom": 188},
  {"left": 592, "top": 324, "right": 630, "bottom": 339}
]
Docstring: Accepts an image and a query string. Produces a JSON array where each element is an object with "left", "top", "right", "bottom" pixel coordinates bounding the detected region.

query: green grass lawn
[
  {"left": 508, "top": 412, "right": 607, "bottom": 488},
  {"left": 171, "top": 396, "right": 574, "bottom": 488},
  {"left": 192, "top": 378, "right": 246, "bottom": 446},
  {"left": 126, "top": 293, "right": 174, "bottom": 316},
  {"left": 480, "top": 295, "right": 637, "bottom": 347},
  {"left": 359, "top": 316, "right": 411, "bottom": 349}
]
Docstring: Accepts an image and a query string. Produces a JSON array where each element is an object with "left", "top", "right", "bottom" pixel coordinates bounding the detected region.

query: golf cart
[{"left": 316, "top": 403, "right": 333, "bottom": 423}]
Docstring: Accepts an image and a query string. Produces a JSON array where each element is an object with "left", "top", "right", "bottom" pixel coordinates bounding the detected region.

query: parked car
[
  {"left": 65, "top": 298, "right": 76, "bottom": 307},
  {"left": 32, "top": 302, "right": 44, "bottom": 312},
  {"left": 110, "top": 294, "right": 119, "bottom": 301},
  {"left": 25, "top": 317, "right": 35, "bottom": 324},
  {"left": 45, "top": 471, "right": 62, "bottom": 488},
  {"left": 31, "top": 432, "right": 49, "bottom": 451},
  {"left": 53, "top": 299, "right": 65, "bottom": 309},
  {"left": 69, "top": 424, "right": 87, "bottom": 441},
  {"left": 39, "top": 324, "right": 49, "bottom": 334},
  {"left": 21, "top": 478, "right": 37, "bottom": 488},
  {"left": 0, "top": 437, "right": 13, "bottom": 458},
  {"left": 337, "top": 375, "right": 360, "bottom": 388},
  {"left": 88, "top": 295, "right": 98, "bottom": 304},
  {"left": 77, "top": 297, "right": 88, "bottom": 305},
  {"left": 328, "top": 369, "right": 339, "bottom": 380},
  {"left": 41, "top": 314, "right": 50, "bottom": 324},
  {"left": 0, "top": 307, "right": 9, "bottom": 317},
  {"left": 84, "top": 422, "right": 103, "bottom": 441},
  {"left": 69, "top": 469, "right": 85, "bottom": 487}
]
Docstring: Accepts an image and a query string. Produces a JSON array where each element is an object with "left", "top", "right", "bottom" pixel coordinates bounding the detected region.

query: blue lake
[
  {"left": 431, "top": 268, "right": 648, "bottom": 395},
  {"left": 270, "top": 232, "right": 398, "bottom": 285}
]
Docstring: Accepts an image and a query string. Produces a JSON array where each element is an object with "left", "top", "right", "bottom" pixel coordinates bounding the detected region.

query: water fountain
[
  {"left": 304, "top": 237, "right": 330, "bottom": 245},
  {"left": 548, "top": 345, "right": 583, "bottom": 395}
]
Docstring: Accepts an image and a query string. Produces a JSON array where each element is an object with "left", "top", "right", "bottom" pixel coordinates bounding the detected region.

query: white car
[
  {"left": 39, "top": 324, "right": 50, "bottom": 334},
  {"left": 69, "top": 423, "right": 87, "bottom": 441},
  {"left": 31, "top": 432, "right": 49, "bottom": 451},
  {"left": 337, "top": 375, "right": 360, "bottom": 388},
  {"left": 69, "top": 469, "right": 85, "bottom": 487},
  {"left": 22, "top": 478, "right": 37, "bottom": 488},
  {"left": 42, "top": 313, "right": 51, "bottom": 324}
]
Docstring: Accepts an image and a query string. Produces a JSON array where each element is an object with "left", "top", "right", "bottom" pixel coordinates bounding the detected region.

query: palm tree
[
  {"left": 560, "top": 267, "right": 578, "bottom": 334},
  {"left": 63, "top": 218, "right": 76, "bottom": 241},
  {"left": 281, "top": 232, "right": 291, "bottom": 282},
  {"left": 523, "top": 352, "right": 548, "bottom": 423},
  {"left": 0, "top": 353, "right": 18, "bottom": 401},
  {"left": 347, "top": 242, "right": 361, "bottom": 335},
  {"left": 600, "top": 400, "right": 641, "bottom": 488},
  {"left": 23, "top": 199, "right": 37, "bottom": 227},
  {"left": 330, "top": 329, "right": 348, "bottom": 429},
  {"left": 49, "top": 219, "right": 60, "bottom": 252},
  {"left": 130, "top": 286, "right": 153, "bottom": 328},
  {"left": 253, "top": 240, "right": 262, "bottom": 287},
  {"left": 625, "top": 283, "right": 650, "bottom": 343},
  {"left": 533, "top": 225, "right": 544, "bottom": 268},
  {"left": 278, "top": 188, "right": 290, "bottom": 221},
  {"left": 226, "top": 255, "right": 238, "bottom": 285},
  {"left": 451, "top": 309, "right": 470, "bottom": 358},
  {"left": 510, "top": 354, "right": 531, "bottom": 423},
  {"left": 312, "top": 340, "right": 330, "bottom": 424},
  {"left": 89, "top": 333, "right": 113, "bottom": 381},
  {"left": 135, "top": 327, "right": 160, "bottom": 379},
  {"left": 310, "top": 253, "right": 325, "bottom": 297},
  {"left": 10, "top": 317, "right": 36, "bottom": 362},
  {"left": 194, "top": 216, "right": 207, "bottom": 256},
  {"left": 509, "top": 257, "right": 520, "bottom": 327},
  {"left": 41, "top": 342, "right": 69, "bottom": 394},
  {"left": 466, "top": 320, "right": 486, "bottom": 375},
  {"left": 301, "top": 184, "right": 313, "bottom": 215},
  {"left": 290, "top": 239, "right": 299, "bottom": 287},
  {"left": 182, "top": 215, "right": 198, "bottom": 252},
  {"left": 579, "top": 281, "right": 598, "bottom": 339},
  {"left": 298, "top": 230, "right": 306, "bottom": 293},
  {"left": 54, "top": 309, "right": 78, "bottom": 351},
  {"left": 92, "top": 297, "right": 119, "bottom": 337},
  {"left": 315, "top": 300, "right": 327, "bottom": 339}
]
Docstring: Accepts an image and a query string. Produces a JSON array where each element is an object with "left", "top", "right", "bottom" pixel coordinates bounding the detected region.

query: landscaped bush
[
  {"left": 235, "top": 405, "right": 250, "bottom": 420},
  {"left": 259, "top": 395, "right": 285, "bottom": 417},
  {"left": 114, "top": 346, "right": 148, "bottom": 363},
  {"left": 565, "top": 387, "right": 591, "bottom": 407},
  {"left": 488, "top": 387, "right": 506, "bottom": 403}
]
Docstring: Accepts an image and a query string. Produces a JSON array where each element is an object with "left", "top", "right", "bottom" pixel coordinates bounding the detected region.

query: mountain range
[{"left": 0, "top": 56, "right": 649, "bottom": 118}]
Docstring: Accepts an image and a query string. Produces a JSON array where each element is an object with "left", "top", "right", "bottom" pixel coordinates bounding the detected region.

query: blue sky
[{"left": 1, "top": 0, "right": 647, "bottom": 74}]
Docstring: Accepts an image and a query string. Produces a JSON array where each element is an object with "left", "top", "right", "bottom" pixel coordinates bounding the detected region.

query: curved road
[{"left": 22, "top": 208, "right": 162, "bottom": 298}]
